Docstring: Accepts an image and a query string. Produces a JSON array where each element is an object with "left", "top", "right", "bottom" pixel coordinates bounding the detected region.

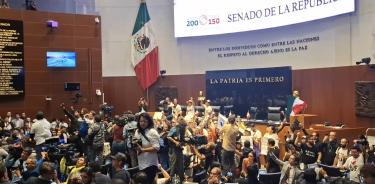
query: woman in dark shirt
[{"left": 242, "top": 151, "right": 259, "bottom": 184}]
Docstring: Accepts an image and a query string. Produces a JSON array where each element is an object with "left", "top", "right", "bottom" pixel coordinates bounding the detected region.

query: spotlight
[
  {"left": 356, "top": 57, "right": 371, "bottom": 65},
  {"left": 47, "top": 20, "right": 59, "bottom": 28}
]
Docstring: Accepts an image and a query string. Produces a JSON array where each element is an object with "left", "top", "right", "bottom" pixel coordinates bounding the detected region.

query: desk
[
  {"left": 290, "top": 114, "right": 318, "bottom": 128},
  {"left": 307, "top": 124, "right": 367, "bottom": 143}
]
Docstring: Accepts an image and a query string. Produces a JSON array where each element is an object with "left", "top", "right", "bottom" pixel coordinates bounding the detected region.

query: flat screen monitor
[{"left": 47, "top": 51, "right": 76, "bottom": 68}]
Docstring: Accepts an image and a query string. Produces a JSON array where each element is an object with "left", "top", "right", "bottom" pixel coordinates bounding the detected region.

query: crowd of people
[{"left": 0, "top": 96, "right": 373, "bottom": 184}]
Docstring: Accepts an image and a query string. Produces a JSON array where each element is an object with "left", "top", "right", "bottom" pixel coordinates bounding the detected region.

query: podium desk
[
  {"left": 290, "top": 114, "right": 318, "bottom": 128},
  {"left": 306, "top": 124, "right": 367, "bottom": 144}
]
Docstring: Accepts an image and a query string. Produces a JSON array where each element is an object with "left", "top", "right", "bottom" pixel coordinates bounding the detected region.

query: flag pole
[{"left": 146, "top": 87, "right": 149, "bottom": 109}]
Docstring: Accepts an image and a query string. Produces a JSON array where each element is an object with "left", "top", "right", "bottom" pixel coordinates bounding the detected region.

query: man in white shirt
[
  {"left": 204, "top": 100, "right": 213, "bottom": 118},
  {"left": 172, "top": 98, "right": 182, "bottom": 117},
  {"left": 333, "top": 138, "right": 349, "bottom": 168},
  {"left": 342, "top": 146, "right": 364, "bottom": 183},
  {"left": 30, "top": 111, "right": 51, "bottom": 160},
  {"left": 13, "top": 114, "right": 24, "bottom": 129}
]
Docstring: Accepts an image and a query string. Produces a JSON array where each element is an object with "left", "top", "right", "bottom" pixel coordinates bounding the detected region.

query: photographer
[
  {"left": 167, "top": 117, "right": 186, "bottom": 182},
  {"left": 133, "top": 113, "right": 160, "bottom": 184},
  {"left": 87, "top": 115, "right": 105, "bottom": 163},
  {"left": 111, "top": 115, "right": 126, "bottom": 155},
  {"left": 122, "top": 113, "right": 138, "bottom": 168}
]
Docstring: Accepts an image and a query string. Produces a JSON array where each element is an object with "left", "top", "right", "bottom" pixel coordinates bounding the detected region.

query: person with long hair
[
  {"left": 241, "top": 151, "right": 259, "bottom": 184},
  {"left": 134, "top": 113, "right": 160, "bottom": 184}
]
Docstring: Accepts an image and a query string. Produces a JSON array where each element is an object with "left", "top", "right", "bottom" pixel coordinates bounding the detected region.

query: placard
[{"left": 0, "top": 19, "right": 24, "bottom": 96}]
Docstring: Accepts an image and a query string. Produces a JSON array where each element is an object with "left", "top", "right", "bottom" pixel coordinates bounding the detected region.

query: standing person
[
  {"left": 3, "top": 112, "right": 13, "bottom": 137},
  {"left": 171, "top": 98, "right": 182, "bottom": 117},
  {"left": 318, "top": 131, "right": 339, "bottom": 166},
  {"left": 270, "top": 152, "right": 302, "bottom": 184},
  {"left": 261, "top": 125, "right": 279, "bottom": 168},
  {"left": 111, "top": 153, "right": 130, "bottom": 184},
  {"left": 241, "top": 151, "right": 259, "bottom": 184},
  {"left": 61, "top": 104, "right": 88, "bottom": 155},
  {"left": 220, "top": 115, "right": 240, "bottom": 175},
  {"left": 295, "top": 132, "right": 321, "bottom": 170},
  {"left": 87, "top": 115, "right": 105, "bottom": 163},
  {"left": 203, "top": 100, "right": 213, "bottom": 118},
  {"left": 30, "top": 111, "right": 51, "bottom": 160},
  {"left": 186, "top": 100, "right": 195, "bottom": 116},
  {"left": 266, "top": 138, "right": 281, "bottom": 173},
  {"left": 249, "top": 123, "right": 262, "bottom": 159},
  {"left": 333, "top": 138, "right": 349, "bottom": 168},
  {"left": 13, "top": 114, "right": 24, "bottom": 130},
  {"left": 112, "top": 116, "right": 126, "bottom": 155},
  {"left": 167, "top": 117, "right": 187, "bottom": 182},
  {"left": 134, "top": 113, "right": 160, "bottom": 184},
  {"left": 341, "top": 146, "right": 364, "bottom": 183},
  {"left": 138, "top": 97, "right": 148, "bottom": 112},
  {"left": 197, "top": 91, "right": 205, "bottom": 106}
]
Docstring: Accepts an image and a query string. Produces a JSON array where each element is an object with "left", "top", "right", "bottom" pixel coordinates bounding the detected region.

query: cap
[
  {"left": 111, "top": 153, "right": 127, "bottom": 162},
  {"left": 206, "top": 100, "right": 211, "bottom": 103}
]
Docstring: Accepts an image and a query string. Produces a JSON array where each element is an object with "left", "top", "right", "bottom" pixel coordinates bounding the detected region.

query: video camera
[
  {"left": 43, "top": 137, "right": 78, "bottom": 164},
  {"left": 99, "top": 103, "right": 114, "bottom": 117}
]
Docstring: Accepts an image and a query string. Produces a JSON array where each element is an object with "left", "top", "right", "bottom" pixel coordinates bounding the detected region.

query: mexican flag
[
  {"left": 290, "top": 97, "right": 307, "bottom": 116},
  {"left": 131, "top": 1, "right": 159, "bottom": 90}
]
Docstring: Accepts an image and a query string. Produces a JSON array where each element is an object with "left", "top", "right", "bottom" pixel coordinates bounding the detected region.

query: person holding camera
[
  {"left": 87, "top": 115, "right": 105, "bottom": 163},
  {"left": 167, "top": 117, "right": 187, "bottom": 183},
  {"left": 133, "top": 113, "right": 160, "bottom": 184},
  {"left": 111, "top": 115, "right": 126, "bottom": 155}
]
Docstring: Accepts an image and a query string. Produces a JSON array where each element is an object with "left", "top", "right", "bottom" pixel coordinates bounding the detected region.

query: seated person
[
  {"left": 111, "top": 153, "right": 130, "bottom": 184},
  {"left": 0, "top": 161, "right": 10, "bottom": 184},
  {"left": 62, "top": 157, "right": 86, "bottom": 182},
  {"left": 25, "top": 162, "right": 60, "bottom": 184},
  {"left": 21, "top": 158, "right": 38, "bottom": 183}
]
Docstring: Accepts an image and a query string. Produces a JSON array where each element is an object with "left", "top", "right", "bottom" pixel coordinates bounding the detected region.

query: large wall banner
[
  {"left": 206, "top": 66, "right": 292, "bottom": 119},
  {"left": 174, "top": 0, "right": 355, "bottom": 37}
]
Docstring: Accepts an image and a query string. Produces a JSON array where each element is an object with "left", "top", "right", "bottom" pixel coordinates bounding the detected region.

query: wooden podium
[{"left": 290, "top": 114, "right": 318, "bottom": 129}]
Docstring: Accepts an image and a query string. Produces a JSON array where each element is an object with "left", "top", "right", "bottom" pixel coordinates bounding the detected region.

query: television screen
[{"left": 47, "top": 52, "right": 76, "bottom": 68}]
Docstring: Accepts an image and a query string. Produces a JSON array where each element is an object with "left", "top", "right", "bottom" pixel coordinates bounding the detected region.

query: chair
[
  {"left": 223, "top": 105, "right": 234, "bottom": 116},
  {"left": 259, "top": 172, "right": 281, "bottom": 184},
  {"left": 211, "top": 106, "right": 221, "bottom": 113},
  {"left": 249, "top": 106, "right": 258, "bottom": 119},
  {"left": 268, "top": 107, "right": 281, "bottom": 121}
]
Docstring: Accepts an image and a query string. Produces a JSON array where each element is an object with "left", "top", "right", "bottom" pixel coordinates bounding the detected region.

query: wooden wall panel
[
  {"left": 293, "top": 66, "right": 375, "bottom": 128},
  {"left": 104, "top": 66, "right": 374, "bottom": 128},
  {"left": 0, "top": 9, "right": 102, "bottom": 119}
]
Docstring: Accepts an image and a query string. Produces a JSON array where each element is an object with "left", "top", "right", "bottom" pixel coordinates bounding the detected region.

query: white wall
[{"left": 96, "top": 0, "right": 375, "bottom": 76}]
